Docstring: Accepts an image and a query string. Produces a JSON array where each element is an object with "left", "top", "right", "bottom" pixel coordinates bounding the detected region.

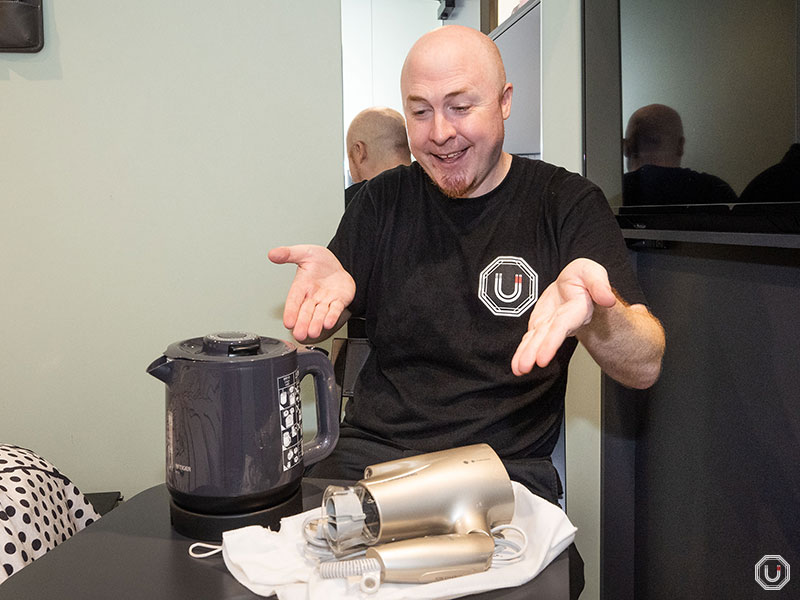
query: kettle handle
[{"left": 297, "top": 346, "right": 340, "bottom": 466}]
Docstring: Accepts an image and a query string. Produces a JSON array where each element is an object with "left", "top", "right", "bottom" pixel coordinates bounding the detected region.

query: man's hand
[
  {"left": 511, "top": 258, "right": 616, "bottom": 376},
  {"left": 268, "top": 245, "right": 355, "bottom": 343}
]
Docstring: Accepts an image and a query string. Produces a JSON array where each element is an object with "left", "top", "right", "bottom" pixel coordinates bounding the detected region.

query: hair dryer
[{"left": 316, "top": 443, "right": 515, "bottom": 587}]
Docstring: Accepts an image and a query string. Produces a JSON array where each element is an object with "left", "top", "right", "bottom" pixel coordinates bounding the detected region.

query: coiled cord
[
  {"left": 302, "top": 515, "right": 367, "bottom": 561},
  {"left": 490, "top": 524, "right": 528, "bottom": 566}
]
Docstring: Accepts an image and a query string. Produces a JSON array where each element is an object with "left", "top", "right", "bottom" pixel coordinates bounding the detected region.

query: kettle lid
[{"left": 164, "top": 332, "right": 295, "bottom": 362}]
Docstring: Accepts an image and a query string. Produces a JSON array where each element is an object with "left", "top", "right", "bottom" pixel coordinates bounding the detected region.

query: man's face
[{"left": 402, "top": 50, "right": 512, "bottom": 198}]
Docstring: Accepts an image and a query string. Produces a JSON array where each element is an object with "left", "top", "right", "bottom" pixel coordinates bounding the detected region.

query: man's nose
[{"left": 430, "top": 112, "right": 456, "bottom": 145}]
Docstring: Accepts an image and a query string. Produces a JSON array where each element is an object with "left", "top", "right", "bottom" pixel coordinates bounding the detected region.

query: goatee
[{"left": 423, "top": 169, "right": 471, "bottom": 199}]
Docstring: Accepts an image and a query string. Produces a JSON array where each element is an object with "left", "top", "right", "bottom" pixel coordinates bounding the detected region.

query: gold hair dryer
[{"left": 319, "top": 444, "right": 514, "bottom": 585}]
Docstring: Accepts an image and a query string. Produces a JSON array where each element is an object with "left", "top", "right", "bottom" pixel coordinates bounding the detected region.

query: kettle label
[{"left": 277, "top": 369, "right": 303, "bottom": 471}]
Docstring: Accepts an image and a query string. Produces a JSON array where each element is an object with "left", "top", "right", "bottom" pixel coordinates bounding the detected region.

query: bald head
[
  {"left": 346, "top": 107, "right": 411, "bottom": 183},
  {"left": 401, "top": 25, "right": 507, "bottom": 101},
  {"left": 399, "top": 25, "right": 513, "bottom": 198},
  {"left": 624, "top": 104, "right": 685, "bottom": 171}
]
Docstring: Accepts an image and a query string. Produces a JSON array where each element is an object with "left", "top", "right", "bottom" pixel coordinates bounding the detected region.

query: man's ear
[
  {"left": 351, "top": 141, "right": 367, "bottom": 165},
  {"left": 677, "top": 136, "right": 685, "bottom": 157},
  {"left": 500, "top": 82, "right": 513, "bottom": 120}
]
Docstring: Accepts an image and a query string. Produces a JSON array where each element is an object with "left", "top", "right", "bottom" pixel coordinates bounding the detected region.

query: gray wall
[{"left": 0, "top": 0, "right": 344, "bottom": 500}]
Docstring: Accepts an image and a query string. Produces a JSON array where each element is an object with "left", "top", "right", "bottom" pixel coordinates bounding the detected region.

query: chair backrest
[{"left": 330, "top": 337, "right": 372, "bottom": 417}]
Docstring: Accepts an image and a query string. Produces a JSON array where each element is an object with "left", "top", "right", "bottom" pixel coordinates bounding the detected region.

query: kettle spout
[{"left": 147, "top": 355, "right": 173, "bottom": 384}]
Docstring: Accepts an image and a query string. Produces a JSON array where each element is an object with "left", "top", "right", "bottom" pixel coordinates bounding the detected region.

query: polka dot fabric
[{"left": 0, "top": 444, "right": 100, "bottom": 584}]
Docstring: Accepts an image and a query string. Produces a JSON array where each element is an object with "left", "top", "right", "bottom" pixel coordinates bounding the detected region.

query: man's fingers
[
  {"left": 306, "top": 301, "right": 333, "bottom": 340},
  {"left": 268, "top": 246, "right": 291, "bottom": 264},
  {"left": 513, "top": 304, "right": 588, "bottom": 375},
  {"left": 587, "top": 278, "right": 616, "bottom": 308},
  {"left": 534, "top": 321, "right": 571, "bottom": 368},
  {"left": 511, "top": 334, "right": 536, "bottom": 376},
  {"left": 283, "top": 306, "right": 298, "bottom": 331},
  {"left": 575, "top": 260, "right": 615, "bottom": 308},
  {"left": 268, "top": 244, "right": 315, "bottom": 266},
  {"left": 283, "top": 282, "right": 312, "bottom": 330},
  {"left": 512, "top": 325, "right": 547, "bottom": 375},
  {"left": 291, "top": 297, "right": 318, "bottom": 341},
  {"left": 324, "top": 300, "right": 345, "bottom": 330}
]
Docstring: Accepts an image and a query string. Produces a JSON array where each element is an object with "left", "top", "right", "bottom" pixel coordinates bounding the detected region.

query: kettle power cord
[{"left": 188, "top": 542, "right": 223, "bottom": 558}]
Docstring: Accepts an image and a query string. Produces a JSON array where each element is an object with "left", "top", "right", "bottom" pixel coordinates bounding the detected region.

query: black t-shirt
[
  {"left": 344, "top": 180, "right": 366, "bottom": 209},
  {"left": 329, "top": 156, "right": 645, "bottom": 461},
  {"left": 739, "top": 143, "right": 800, "bottom": 203},
  {"left": 623, "top": 164, "right": 738, "bottom": 205}
]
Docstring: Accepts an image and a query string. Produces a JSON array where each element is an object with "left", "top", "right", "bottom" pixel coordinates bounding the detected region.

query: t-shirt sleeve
[
  {"left": 557, "top": 181, "right": 648, "bottom": 307},
  {"left": 327, "top": 182, "right": 378, "bottom": 317}
]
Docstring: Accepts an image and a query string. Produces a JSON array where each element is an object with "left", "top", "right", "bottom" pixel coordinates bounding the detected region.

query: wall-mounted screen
[{"left": 616, "top": 0, "right": 799, "bottom": 233}]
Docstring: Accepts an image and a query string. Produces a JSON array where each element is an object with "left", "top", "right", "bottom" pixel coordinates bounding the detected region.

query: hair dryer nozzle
[{"left": 321, "top": 485, "right": 379, "bottom": 554}]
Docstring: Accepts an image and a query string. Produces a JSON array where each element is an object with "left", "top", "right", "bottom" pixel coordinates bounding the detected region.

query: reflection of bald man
[
  {"left": 623, "top": 104, "right": 737, "bottom": 205},
  {"left": 345, "top": 107, "right": 411, "bottom": 207},
  {"left": 624, "top": 104, "right": 684, "bottom": 171}
]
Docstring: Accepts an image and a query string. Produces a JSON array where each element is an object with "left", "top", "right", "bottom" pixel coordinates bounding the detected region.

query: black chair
[{"left": 330, "top": 331, "right": 372, "bottom": 419}]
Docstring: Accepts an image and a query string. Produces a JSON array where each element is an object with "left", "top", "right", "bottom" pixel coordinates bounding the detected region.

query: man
[
  {"left": 345, "top": 107, "right": 411, "bottom": 207},
  {"left": 738, "top": 143, "right": 800, "bottom": 203},
  {"left": 622, "top": 104, "right": 737, "bottom": 205},
  {"left": 269, "top": 26, "right": 665, "bottom": 503}
]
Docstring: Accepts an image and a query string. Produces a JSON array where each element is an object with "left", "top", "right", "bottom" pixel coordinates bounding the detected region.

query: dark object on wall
[
  {"left": 0, "top": 0, "right": 43, "bottom": 53},
  {"left": 438, "top": 0, "right": 455, "bottom": 20}
]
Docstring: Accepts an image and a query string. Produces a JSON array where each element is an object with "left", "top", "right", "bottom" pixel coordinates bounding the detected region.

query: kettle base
[{"left": 169, "top": 485, "right": 304, "bottom": 541}]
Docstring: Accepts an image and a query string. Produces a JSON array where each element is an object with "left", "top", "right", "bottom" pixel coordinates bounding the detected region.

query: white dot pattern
[{"left": 1, "top": 444, "right": 100, "bottom": 583}]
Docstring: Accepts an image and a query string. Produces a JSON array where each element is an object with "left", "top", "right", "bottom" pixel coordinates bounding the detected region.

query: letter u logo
[
  {"left": 763, "top": 565, "right": 782, "bottom": 583},
  {"left": 494, "top": 273, "right": 523, "bottom": 302}
]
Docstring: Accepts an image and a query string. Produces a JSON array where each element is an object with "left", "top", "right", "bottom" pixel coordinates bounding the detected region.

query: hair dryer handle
[
  {"left": 366, "top": 533, "right": 495, "bottom": 584},
  {"left": 297, "top": 346, "right": 340, "bottom": 466}
]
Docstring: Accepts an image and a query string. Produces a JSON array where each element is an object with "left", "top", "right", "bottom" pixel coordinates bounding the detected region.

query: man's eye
[{"left": 452, "top": 105, "right": 469, "bottom": 113}]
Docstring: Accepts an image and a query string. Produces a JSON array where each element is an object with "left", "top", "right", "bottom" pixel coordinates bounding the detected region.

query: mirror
[{"left": 619, "top": 0, "right": 798, "bottom": 207}]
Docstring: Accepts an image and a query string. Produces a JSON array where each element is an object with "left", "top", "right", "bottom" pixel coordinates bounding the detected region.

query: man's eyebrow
[
  {"left": 405, "top": 90, "right": 471, "bottom": 104},
  {"left": 444, "top": 89, "right": 470, "bottom": 100},
  {"left": 405, "top": 95, "right": 429, "bottom": 104}
]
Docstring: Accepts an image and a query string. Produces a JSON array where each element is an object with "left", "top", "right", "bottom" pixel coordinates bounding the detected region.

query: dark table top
[{"left": 0, "top": 479, "right": 582, "bottom": 599}]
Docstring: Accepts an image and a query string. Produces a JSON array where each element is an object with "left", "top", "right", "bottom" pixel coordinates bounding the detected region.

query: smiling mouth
[{"left": 433, "top": 149, "right": 466, "bottom": 163}]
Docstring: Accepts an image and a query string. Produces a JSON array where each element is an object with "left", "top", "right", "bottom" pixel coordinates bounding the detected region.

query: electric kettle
[{"left": 147, "top": 332, "right": 339, "bottom": 539}]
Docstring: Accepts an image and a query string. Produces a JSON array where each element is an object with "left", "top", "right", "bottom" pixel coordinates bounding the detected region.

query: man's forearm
[{"left": 576, "top": 296, "right": 665, "bottom": 389}]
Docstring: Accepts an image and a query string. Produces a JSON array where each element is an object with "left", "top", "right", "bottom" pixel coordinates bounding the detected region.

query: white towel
[{"left": 220, "top": 481, "right": 577, "bottom": 600}]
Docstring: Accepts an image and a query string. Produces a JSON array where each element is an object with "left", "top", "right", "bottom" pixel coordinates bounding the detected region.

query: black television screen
[{"left": 610, "top": 0, "right": 798, "bottom": 232}]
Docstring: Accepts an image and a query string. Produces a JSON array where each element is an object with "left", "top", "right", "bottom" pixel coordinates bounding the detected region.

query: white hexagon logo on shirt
[{"left": 478, "top": 256, "right": 538, "bottom": 317}]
